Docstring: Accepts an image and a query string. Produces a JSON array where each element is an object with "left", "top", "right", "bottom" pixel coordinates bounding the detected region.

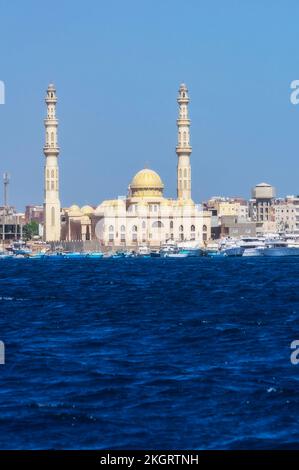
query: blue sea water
[{"left": 0, "top": 257, "right": 299, "bottom": 449}]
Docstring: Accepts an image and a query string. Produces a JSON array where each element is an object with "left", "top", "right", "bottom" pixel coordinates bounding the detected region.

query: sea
[{"left": 0, "top": 257, "right": 299, "bottom": 449}]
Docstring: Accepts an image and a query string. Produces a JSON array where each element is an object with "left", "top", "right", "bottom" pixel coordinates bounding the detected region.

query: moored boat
[
  {"left": 261, "top": 240, "right": 299, "bottom": 256},
  {"left": 86, "top": 252, "right": 104, "bottom": 258},
  {"left": 177, "top": 240, "right": 203, "bottom": 257},
  {"left": 164, "top": 252, "right": 188, "bottom": 258}
]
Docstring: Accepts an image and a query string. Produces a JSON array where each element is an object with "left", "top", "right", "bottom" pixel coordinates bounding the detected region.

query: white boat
[
  {"left": 284, "top": 233, "right": 299, "bottom": 248},
  {"left": 164, "top": 252, "right": 188, "bottom": 258},
  {"left": 7, "top": 240, "right": 32, "bottom": 256},
  {"left": 242, "top": 247, "right": 264, "bottom": 257},
  {"left": 160, "top": 240, "right": 178, "bottom": 257},
  {"left": 177, "top": 240, "right": 203, "bottom": 257},
  {"left": 205, "top": 242, "right": 219, "bottom": 256},
  {"left": 240, "top": 237, "right": 265, "bottom": 256},
  {"left": 138, "top": 245, "right": 151, "bottom": 257},
  {"left": 261, "top": 239, "right": 299, "bottom": 256}
]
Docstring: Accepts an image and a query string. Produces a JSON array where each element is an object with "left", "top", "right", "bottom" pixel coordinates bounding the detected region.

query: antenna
[{"left": 3, "top": 172, "right": 9, "bottom": 208}]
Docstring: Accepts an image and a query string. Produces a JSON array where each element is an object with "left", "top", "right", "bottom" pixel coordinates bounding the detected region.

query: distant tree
[{"left": 23, "top": 221, "right": 39, "bottom": 241}]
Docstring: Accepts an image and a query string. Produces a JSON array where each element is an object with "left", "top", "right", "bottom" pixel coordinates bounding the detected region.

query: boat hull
[
  {"left": 222, "top": 247, "right": 243, "bottom": 257},
  {"left": 179, "top": 248, "right": 203, "bottom": 257},
  {"left": 262, "top": 247, "right": 299, "bottom": 256}
]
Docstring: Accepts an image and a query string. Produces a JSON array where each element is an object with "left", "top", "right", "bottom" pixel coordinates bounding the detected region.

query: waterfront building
[
  {"left": 249, "top": 182, "right": 276, "bottom": 235},
  {"left": 272, "top": 196, "right": 299, "bottom": 233},
  {"left": 61, "top": 84, "right": 211, "bottom": 248},
  {"left": 43, "top": 84, "right": 61, "bottom": 242},
  {"left": 25, "top": 205, "right": 44, "bottom": 224},
  {"left": 206, "top": 197, "right": 249, "bottom": 220},
  {"left": 220, "top": 215, "right": 256, "bottom": 238},
  {"left": 204, "top": 197, "right": 250, "bottom": 239},
  {"left": 0, "top": 207, "right": 24, "bottom": 242}
]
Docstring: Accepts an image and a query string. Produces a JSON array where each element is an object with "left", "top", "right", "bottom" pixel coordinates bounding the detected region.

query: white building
[
  {"left": 43, "top": 84, "right": 61, "bottom": 241},
  {"left": 272, "top": 196, "right": 299, "bottom": 233},
  {"left": 62, "top": 84, "right": 211, "bottom": 247}
]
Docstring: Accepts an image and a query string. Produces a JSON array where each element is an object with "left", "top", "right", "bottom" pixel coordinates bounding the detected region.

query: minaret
[
  {"left": 43, "top": 84, "right": 61, "bottom": 241},
  {"left": 176, "top": 83, "right": 192, "bottom": 200}
]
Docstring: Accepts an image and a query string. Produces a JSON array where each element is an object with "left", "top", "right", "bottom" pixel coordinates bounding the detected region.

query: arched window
[
  {"left": 203, "top": 225, "right": 207, "bottom": 232},
  {"left": 142, "top": 221, "right": 146, "bottom": 229},
  {"left": 109, "top": 225, "right": 114, "bottom": 232},
  {"left": 51, "top": 169, "right": 55, "bottom": 178},
  {"left": 179, "top": 225, "right": 183, "bottom": 232},
  {"left": 152, "top": 221, "right": 163, "bottom": 228},
  {"left": 120, "top": 225, "right": 126, "bottom": 232},
  {"left": 179, "top": 169, "right": 182, "bottom": 178},
  {"left": 51, "top": 206, "right": 55, "bottom": 227},
  {"left": 184, "top": 169, "right": 187, "bottom": 177},
  {"left": 184, "top": 180, "right": 187, "bottom": 189},
  {"left": 132, "top": 225, "right": 137, "bottom": 232},
  {"left": 170, "top": 221, "right": 173, "bottom": 229},
  {"left": 51, "top": 181, "right": 54, "bottom": 190},
  {"left": 183, "top": 131, "right": 186, "bottom": 141},
  {"left": 191, "top": 225, "right": 195, "bottom": 232},
  {"left": 51, "top": 132, "right": 54, "bottom": 142}
]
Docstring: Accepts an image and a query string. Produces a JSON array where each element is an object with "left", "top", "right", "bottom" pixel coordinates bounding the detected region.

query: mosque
[{"left": 43, "top": 83, "right": 211, "bottom": 248}]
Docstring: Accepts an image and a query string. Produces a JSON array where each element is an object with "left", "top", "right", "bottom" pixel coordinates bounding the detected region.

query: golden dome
[
  {"left": 81, "top": 205, "right": 94, "bottom": 215},
  {"left": 68, "top": 204, "right": 82, "bottom": 216},
  {"left": 130, "top": 168, "right": 164, "bottom": 197},
  {"left": 69, "top": 204, "right": 80, "bottom": 211}
]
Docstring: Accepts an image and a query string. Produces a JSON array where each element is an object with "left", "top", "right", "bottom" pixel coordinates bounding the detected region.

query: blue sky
[{"left": 0, "top": 0, "right": 299, "bottom": 209}]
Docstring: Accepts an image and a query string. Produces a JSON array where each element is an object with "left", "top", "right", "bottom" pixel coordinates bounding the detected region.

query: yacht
[
  {"left": 138, "top": 245, "right": 151, "bottom": 257},
  {"left": 284, "top": 233, "right": 299, "bottom": 247},
  {"left": 177, "top": 240, "right": 203, "bottom": 257},
  {"left": 240, "top": 237, "right": 265, "bottom": 257},
  {"left": 160, "top": 241, "right": 178, "bottom": 257},
  {"left": 165, "top": 252, "right": 188, "bottom": 258},
  {"left": 261, "top": 239, "right": 299, "bottom": 256},
  {"left": 204, "top": 242, "right": 219, "bottom": 256},
  {"left": 218, "top": 237, "right": 244, "bottom": 256}
]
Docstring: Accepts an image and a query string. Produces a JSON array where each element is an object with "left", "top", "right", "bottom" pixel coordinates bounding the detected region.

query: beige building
[
  {"left": 43, "top": 84, "right": 61, "bottom": 241},
  {"left": 207, "top": 197, "right": 248, "bottom": 220},
  {"left": 272, "top": 196, "right": 299, "bottom": 233},
  {"left": 61, "top": 84, "right": 211, "bottom": 248},
  {"left": 249, "top": 182, "right": 276, "bottom": 235}
]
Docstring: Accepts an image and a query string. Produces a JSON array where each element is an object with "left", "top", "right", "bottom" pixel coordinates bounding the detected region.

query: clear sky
[{"left": 0, "top": 0, "right": 299, "bottom": 210}]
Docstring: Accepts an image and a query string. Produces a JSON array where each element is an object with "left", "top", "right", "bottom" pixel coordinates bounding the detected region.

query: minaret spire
[
  {"left": 176, "top": 83, "right": 192, "bottom": 200},
  {"left": 43, "top": 83, "right": 61, "bottom": 241}
]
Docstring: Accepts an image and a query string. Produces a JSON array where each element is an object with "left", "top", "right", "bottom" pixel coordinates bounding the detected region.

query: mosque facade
[{"left": 44, "top": 83, "right": 211, "bottom": 247}]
